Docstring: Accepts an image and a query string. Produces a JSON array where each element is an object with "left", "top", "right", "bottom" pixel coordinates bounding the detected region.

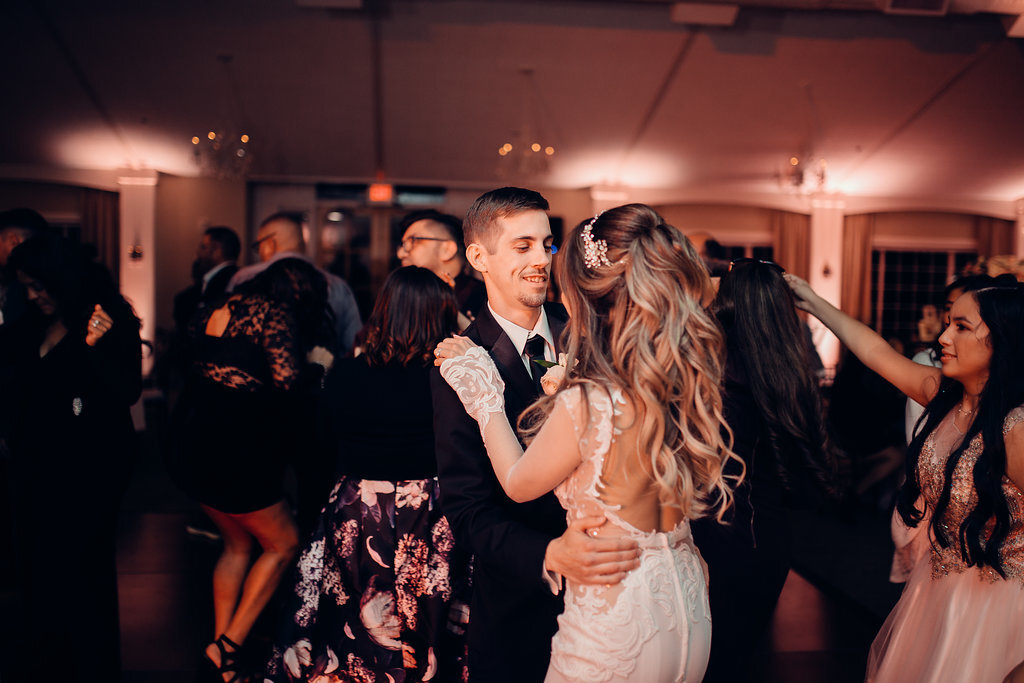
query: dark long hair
[
  {"left": 714, "top": 260, "right": 839, "bottom": 501},
  {"left": 898, "top": 283, "right": 1024, "bottom": 575},
  {"left": 361, "top": 266, "right": 458, "bottom": 367},
  {"left": 8, "top": 233, "right": 139, "bottom": 337}
]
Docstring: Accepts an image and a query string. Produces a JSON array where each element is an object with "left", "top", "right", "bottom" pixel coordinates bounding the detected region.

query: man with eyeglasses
[
  {"left": 396, "top": 209, "right": 486, "bottom": 325},
  {"left": 233, "top": 212, "right": 361, "bottom": 358}
]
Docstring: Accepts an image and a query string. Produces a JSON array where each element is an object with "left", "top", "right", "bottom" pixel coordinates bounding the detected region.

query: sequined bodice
[{"left": 918, "top": 406, "right": 1024, "bottom": 583}]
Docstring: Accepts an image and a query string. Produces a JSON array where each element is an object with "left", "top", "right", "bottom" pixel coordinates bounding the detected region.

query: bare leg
[
  {"left": 202, "top": 505, "right": 255, "bottom": 640},
  {"left": 219, "top": 500, "right": 299, "bottom": 647}
]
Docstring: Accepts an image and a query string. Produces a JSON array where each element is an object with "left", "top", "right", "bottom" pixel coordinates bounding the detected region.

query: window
[{"left": 870, "top": 249, "right": 976, "bottom": 347}]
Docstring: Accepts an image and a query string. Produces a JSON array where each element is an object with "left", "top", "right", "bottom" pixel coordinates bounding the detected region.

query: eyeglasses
[
  {"left": 399, "top": 235, "right": 450, "bottom": 252},
  {"left": 728, "top": 257, "right": 784, "bottom": 274},
  {"left": 250, "top": 234, "right": 275, "bottom": 252}
]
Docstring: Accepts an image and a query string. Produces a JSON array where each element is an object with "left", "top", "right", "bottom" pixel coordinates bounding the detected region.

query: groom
[{"left": 431, "top": 187, "right": 640, "bottom": 682}]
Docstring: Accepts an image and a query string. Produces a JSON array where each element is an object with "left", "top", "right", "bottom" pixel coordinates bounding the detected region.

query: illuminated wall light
[
  {"left": 545, "top": 146, "right": 555, "bottom": 156},
  {"left": 208, "top": 131, "right": 217, "bottom": 140},
  {"left": 240, "top": 134, "right": 249, "bottom": 143},
  {"left": 191, "top": 136, "right": 200, "bottom": 145},
  {"left": 531, "top": 143, "right": 541, "bottom": 153},
  {"left": 502, "top": 143, "right": 512, "bottom": 152},
  {"left": 789, "top": 156, "right": 800, "bottom": 166},
  {"left": 368, "top": 183, "right": 394, "bottom": 203},
  {"left": 326, "top": 211, "right": 344, "bottom": 222},
  {"left": 498, "top": 147, "right": 508, "bottom": 156}
]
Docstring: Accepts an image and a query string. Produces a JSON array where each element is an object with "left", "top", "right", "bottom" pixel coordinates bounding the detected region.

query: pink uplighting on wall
[
  {"left": 548, "top": 148, "right": 687, "bottom": 190},
  {"left": 54, "top": 126, "right": 199, "bottom": 177}
]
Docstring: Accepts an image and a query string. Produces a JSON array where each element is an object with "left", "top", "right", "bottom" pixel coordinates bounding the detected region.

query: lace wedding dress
[
  {"left": 545, "top": 385, "right": 711, "bottom": 683},
  {"left": 441, "top": 347, "right": 711, "bottom": 682}
]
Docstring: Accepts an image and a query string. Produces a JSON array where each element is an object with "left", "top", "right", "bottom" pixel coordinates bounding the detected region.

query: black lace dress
[{"left": 170, "top": 294, "right": 299, "bottom": 513}]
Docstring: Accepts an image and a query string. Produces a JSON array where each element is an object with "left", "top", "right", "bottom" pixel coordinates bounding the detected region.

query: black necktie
[{"left": 525, "top": 334, "right": 547, "bottom": 395}]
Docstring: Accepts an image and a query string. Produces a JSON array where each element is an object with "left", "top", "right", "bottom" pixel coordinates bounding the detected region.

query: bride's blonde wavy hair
[{"left": 521, "top": 203, "right": 741, "bottom": 521}]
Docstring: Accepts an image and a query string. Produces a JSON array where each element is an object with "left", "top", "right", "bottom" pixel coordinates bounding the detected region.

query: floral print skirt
[{"left": 264, "top": 476, "right": 470, "bottom": 682}]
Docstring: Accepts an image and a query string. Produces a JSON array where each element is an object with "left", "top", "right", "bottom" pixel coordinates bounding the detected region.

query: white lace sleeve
[{"left": 439, "top": 346, "right": 506, "bottom": 435}]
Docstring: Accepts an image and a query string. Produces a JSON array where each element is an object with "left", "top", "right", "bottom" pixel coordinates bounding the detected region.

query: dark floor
[{"left": 2, "top": 396, "right": 904, "bottom": 683}]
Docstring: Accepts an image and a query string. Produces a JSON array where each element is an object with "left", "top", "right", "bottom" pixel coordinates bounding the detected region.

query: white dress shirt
[{"left": 487, "top": 303, "right": 555, "bottom": 373}]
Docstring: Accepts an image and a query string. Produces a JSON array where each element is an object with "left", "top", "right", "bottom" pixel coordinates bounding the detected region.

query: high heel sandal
[{"left": 198, "top": 634, "right": 248, "bottom": 683}]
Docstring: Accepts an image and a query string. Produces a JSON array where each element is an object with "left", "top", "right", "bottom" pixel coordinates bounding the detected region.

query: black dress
[
  {"left": 691, "top": 348, "right": 793, "bottom": 683},
  {"left": 264, "top": 358, "right": 471, "bottom": 683},
  {"left": 170, "top": 294, "right": 299, "bottom": 513},
  {"left": 2, "top": 302, "right": 141, "bottom": 683}
]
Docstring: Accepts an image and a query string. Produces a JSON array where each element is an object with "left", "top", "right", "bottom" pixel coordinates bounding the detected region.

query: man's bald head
[{"left": 255, "top": 212, "right": 305, "bottom": 262}]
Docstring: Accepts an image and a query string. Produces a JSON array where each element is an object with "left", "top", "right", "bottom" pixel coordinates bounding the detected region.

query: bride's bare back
[{"left": 590, "top": 393, "right": 686, "bottom": 537}]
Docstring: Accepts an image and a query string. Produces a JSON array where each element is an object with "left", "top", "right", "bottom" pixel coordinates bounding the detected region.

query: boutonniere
[{"left": 536, "top": 353, "right": 573, "bottom": 396}]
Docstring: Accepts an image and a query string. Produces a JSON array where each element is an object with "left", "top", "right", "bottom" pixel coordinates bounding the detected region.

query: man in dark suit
[
  {"left": 172, "top": 226, "right": 240, "bottom": 335},
  {"left": 169, "top": 226, "right": 240, "bottom": 542},
  {"left": 431, "top": 187, "right": 640, "bottom": 682}
]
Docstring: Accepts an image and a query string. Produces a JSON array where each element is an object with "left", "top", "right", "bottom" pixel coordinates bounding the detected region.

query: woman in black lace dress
[
  {"left": 171, "top": 269, "right": 302, "bottom": 682},
  {"left": 265, "top": 266, "right": 471, "bottom": 683}
]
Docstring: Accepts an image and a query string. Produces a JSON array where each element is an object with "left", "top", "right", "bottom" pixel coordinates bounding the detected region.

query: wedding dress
[
  {"left": 440, "top": 347, "right": 711, "bottom": 682},
  {"left": 544, "top": 385, "right": 711, "bottom": 683}
]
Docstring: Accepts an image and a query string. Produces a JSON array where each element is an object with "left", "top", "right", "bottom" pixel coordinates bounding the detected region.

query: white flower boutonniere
[{"left": 539, "top": 353, "right": 572, "bottom": 396}]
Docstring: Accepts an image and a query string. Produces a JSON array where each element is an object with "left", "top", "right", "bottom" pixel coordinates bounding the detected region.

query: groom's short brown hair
[{"left": 463, "top": 187, "right": 549, "bottom": 253}]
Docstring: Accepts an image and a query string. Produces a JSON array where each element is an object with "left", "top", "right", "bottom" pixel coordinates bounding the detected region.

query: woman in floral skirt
[{"left": 265, "top": 266, "right": 470, "bottom": 683}]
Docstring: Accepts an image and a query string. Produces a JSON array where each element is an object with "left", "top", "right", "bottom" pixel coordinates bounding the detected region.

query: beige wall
[
  {"left": 869, "top": 211, "right": 976, "bottom": 249},
  {"left": 154, "top": 175, "right": 246, "bottom": 332},
  {"left": 653, "top": 203, "right": 774, "bottom": 244}
]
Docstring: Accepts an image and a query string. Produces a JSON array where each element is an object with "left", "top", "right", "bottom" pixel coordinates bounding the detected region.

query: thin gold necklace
[{"left": 953, "top": 402, "right": 977, "bottom": 434}]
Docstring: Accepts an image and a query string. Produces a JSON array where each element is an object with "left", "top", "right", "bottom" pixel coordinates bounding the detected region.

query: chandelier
[
  {"left": 191, "top": 54, "right": 254, "bottom": 179},
  {"left": 497, "top": 68, "right": 556, "bottom": 181},
  {"left": 780, "top": 155, "right": 827, "bottom": 194},
  {"left": 192, "top": 129, "right": 252, "bottom": 179}
]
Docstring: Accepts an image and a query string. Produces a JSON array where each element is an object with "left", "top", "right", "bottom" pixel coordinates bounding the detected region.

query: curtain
[
  {"left": 973, "top": 215, "right": 1013, "bottom": 259},
  {"left": 770, "top": 209, "right": 811, "bottom": 279},
  {"left": 841, "top": 213, "right": 875, "bottom": 324},
  {"left": 80, "top": 189, "right": 120, "bottom": 283}
]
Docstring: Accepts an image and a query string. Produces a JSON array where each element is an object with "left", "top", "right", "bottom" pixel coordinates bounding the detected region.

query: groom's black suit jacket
[{"left": 431, "top": 302, "right": 569, "bottom": 683}]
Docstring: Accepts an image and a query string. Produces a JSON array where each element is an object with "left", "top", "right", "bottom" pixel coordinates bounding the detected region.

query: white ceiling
[{"left": 2, "top": 0, "right": 1023, "bottom": 210}]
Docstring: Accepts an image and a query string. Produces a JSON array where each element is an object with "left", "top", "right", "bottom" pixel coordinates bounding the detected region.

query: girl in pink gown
[
  {"left": 437, "top": 204, "right": 741, "bottom": 682},
  {"left": 787, "top": 275, "right": 1024, "bottom": 683}
]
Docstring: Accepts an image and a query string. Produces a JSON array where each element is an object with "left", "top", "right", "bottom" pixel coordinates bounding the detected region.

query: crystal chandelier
[
  {"left": 192, "top": 129, "right": 252, "bottom": 179},
  {"left": 191, "top": 54, "right": 254, "bottom": 179},
  {"left": 497, "top": 68, "right": 556, "bottom": 181}
]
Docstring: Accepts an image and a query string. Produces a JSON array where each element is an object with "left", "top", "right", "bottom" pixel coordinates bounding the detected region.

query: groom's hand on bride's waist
[{"left": 543, "top": 515, "right": 641, "bottom": 591}]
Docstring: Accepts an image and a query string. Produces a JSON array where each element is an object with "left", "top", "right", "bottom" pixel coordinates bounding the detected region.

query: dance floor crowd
[{"left": 1, "top": 189, "right": 1022, "bottom": 683}]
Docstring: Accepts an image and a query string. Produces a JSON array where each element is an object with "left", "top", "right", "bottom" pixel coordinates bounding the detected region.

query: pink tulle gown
[{"left": 867, "top": 406, "right": 1024, "bottom": 683}]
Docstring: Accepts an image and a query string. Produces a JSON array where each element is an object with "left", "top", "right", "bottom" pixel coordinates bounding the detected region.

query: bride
[{"left": 435, "top": 204, "right": 741, "bottom": 682}]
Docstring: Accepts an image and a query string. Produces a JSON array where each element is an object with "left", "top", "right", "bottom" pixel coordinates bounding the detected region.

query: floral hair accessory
[{"left": 581, "top": 211, "right": 612, "bottom": 269}]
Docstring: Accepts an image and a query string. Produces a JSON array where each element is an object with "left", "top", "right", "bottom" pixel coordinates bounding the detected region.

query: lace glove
[{"left": 439, "top": 346, "right": 506, "bottom": 436}]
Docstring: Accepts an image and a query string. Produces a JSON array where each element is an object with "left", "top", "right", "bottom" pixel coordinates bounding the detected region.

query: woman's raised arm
[{"left": 785, "top": 274, "right": 942, "bottom": 407}]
